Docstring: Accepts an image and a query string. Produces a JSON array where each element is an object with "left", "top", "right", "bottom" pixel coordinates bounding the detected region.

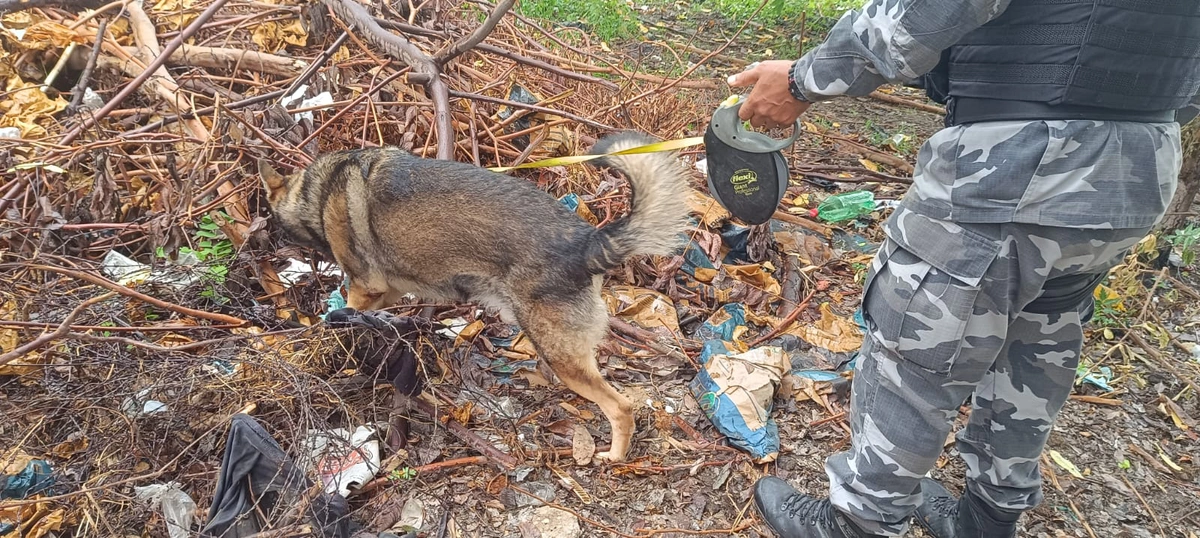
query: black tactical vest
[{"left": 923, "top": 0, "right": 1200, "bottom": 126}]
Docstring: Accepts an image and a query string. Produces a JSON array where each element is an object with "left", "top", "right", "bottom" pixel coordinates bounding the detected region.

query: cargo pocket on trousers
[{"left": 863, "top": 214, "right": 1001, "bottom": 376}]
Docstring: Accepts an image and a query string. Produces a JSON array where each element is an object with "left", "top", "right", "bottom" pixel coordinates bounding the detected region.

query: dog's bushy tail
[{"left": 584, "top": 132, "right": 691, "bottom": 274}]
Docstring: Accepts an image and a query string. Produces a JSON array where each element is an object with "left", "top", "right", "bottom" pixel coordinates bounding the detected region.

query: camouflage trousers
[{"left": 825, "top": 206, "right": 1152, "bottom": 536}]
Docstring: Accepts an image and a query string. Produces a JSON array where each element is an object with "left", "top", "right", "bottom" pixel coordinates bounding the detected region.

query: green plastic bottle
[{"left": 807, "top": 190, "right": 876, "bottom": 222}]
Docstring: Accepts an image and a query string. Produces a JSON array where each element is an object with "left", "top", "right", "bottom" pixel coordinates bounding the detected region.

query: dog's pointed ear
[{"left": 258, "top": 158, "right": 286, "bottom": 198}]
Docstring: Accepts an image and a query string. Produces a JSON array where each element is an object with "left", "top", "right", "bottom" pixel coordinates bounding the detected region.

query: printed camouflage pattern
[
  {"left": 764, "top": 0, "right": 1194, "bottom": 534},
  {"left": 825, "top": 207, "right": 1158, "bottom": 535}
]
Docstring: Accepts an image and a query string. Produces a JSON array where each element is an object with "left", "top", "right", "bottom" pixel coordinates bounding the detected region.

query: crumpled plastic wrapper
[{"left": 689, "top": 342, "right": 791, "bottom": 463}]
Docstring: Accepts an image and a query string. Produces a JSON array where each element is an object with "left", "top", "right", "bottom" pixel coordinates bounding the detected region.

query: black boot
[
  {"left": 914, "top": 478, "right": 1021, "bottom": 538},
  {"left": 753, "top": 477, "right": 885, "bottom": 538}
]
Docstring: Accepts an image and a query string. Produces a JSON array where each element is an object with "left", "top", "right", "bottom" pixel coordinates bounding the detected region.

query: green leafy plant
[
  {"left": 1165, "top": 223, "right": 1200, "bottom": 267},
  {"left": 1091, "top": 286, "right": 1124, "bottom": 328},
  {"left": 158, "top": 211, "right": 237, "bottom": 303}
]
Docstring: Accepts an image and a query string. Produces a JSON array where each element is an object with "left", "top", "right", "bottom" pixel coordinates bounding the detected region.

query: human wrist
[{"left": 786, "top": 59, "right": 809, "bottom": 102}]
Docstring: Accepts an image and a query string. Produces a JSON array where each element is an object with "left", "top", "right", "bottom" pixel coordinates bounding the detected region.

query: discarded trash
[
  {"left": 1, "top": 459, "right": 54, "bottom": 500},
  {"left": 121, "top": 388, "right": 169, "bottom": 417},
  {"left": 276, "top": 258, "right": 343, "bottom": 286},
  {"left": 689, "top": 341, "right": 790, "bottom": 463},
  {"left": 695, "top": 303, "right": 747, "bottom": 343},
  {"left": 1077, "top": 363, "right": 1115, "bottom": 392},
  {"left": 80, "top": 87, "right": 104, "bottom": 111},
  {"left": 435, "top": 316, "right": 473, "bottom": 339},
  {"left": 808, "top": 190, "right": 875, "bottom": 223},
  {"left": 202, "top": 414, "right": 351, "bottom": 537},
  {"left": 102, "top": 249, "right": 202, "bottom": 290},
  {"left": 787, "top": 303, "right": 863, "bottom": 354},
  {"left": 134, "top": 482, "right": 197, "bottom": 538},
  {"left": 304, "top": 425, "right": 384, "bottom": 498},
  {"left": 559, "top": 193, "right": 599, "bottom": 225},
  {"left": 324, "top": 308, "right": 430, "bottom": 396},
  {"left": 604, "top": 286, "right": 681, "bottom": 336},
  {"left": 0, "top": 127, "right": 19, "bottom": 139},
  {"left": 279, "top": 85, "right": 334, "bottom": 123}
]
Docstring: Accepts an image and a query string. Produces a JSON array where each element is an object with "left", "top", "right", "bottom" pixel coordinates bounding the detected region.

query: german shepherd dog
[{"left": 257, "top": 132, "right": 691, "bottom": 462}]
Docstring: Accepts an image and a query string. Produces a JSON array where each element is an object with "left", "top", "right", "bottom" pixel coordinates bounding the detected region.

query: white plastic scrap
[
  {"left": 121, "top": 388, "right": 168, "bottom": 417},
  {"left": 102, "top": 250, "right": 202, "bottom": 290},
  {"left": 133, "top": 482, "right": 196, "bottom": 538},
  {"left": 276, "top": 258, "right": 343, "bottom": 287},
  {"left": 302, "top": 424, "right": 383, "bottom": 497},
  {"left": 280, "top": 84, "right": 334, "bottom": 123},
  {"left": 0, "top": 127, "right": 20, "bottom": 139}
]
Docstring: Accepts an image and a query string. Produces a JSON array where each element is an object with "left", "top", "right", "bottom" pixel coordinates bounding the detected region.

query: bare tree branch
[
  {"left": 434, "top": 0, "right": 515, "bottom": 66},
  {"left": 320, "top": 0, "right": 455, "bottom": 160}
]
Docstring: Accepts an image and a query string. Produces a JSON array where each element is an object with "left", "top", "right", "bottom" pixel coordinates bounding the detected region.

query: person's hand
[{"left": 727, "top": 60, "right": 811, "bottom": 130}]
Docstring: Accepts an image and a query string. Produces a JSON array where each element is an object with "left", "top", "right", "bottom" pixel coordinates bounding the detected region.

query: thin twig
[
  {"left": 507, "top": 485, "right": 641, "bottom": 538},
  {"left": 16, "top": 264, "right": 248, "bottom": 326},
  {"left": 1128, "top": 331, "right": 1200, "bottom": 396},
  {"left": 59, "top": 0, "right": 232, "bottom": 145},
  {"left": 449, "top": 91, "right": 612, "bottom": 130},
  {"left": 749, "top": 289, "right": 817, "bottom": 347},
  {"left": 1122, "top": 474, "right": 1166, "bottom": 537},
  {"left": 434, "top": 0, "right": 515, "bottom": 65},
  {"left": 867, "top": 90, "right": 945, "bottom": 115},
  {"left": 0, "top": 292, "right": 115, "bottom": 367},
  {"left": 67, "top": 18, "right": 108, "bottom": 113},
  {"left": 394, "top": 393, "right": 519, "bottom": 470}
]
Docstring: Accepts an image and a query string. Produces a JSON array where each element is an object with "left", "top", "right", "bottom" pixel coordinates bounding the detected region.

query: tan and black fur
[{"left": 258, "top": 132, "right": 691, "bottom": 462}]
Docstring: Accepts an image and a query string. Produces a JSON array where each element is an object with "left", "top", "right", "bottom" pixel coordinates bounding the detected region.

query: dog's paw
[{"left": 594, "top": 450, "right": 626, "bottom": 464}]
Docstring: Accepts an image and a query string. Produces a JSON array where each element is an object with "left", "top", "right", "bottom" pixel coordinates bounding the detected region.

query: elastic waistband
[{"left": 947, "top": 97, "right": 1177, "bottom": 126}]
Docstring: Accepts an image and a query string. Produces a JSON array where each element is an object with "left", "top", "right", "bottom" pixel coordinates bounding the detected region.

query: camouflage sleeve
[{"left": 788, "top": 0, "right": 1013, "bottom": 102}]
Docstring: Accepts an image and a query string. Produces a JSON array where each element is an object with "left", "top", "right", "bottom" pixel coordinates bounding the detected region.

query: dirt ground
[{"left": 2, "top": 0, "right": 1199, "bottom": 537}]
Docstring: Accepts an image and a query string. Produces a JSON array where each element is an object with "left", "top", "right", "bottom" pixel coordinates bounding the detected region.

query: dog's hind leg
[{"left": 517, "top": 290, "right": 635, "bottom": 462}]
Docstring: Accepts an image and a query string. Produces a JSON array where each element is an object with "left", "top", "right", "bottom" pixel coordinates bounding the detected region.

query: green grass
[
  {"left": 516, "top": 0, "right": 858, "bottom": 55},
  {"left": 516, "top": 0, "right": 640, "bottom": 41}
]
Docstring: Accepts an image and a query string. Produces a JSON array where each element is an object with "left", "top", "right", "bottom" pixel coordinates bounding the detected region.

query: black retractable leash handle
[{"left": 703, "top": 95, "right": 803, "bottom": 225}]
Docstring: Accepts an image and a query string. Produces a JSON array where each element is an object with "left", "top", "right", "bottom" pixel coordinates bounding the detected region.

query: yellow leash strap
[{"left": 487, "top": 136, "right": 705, "bottom": 173}]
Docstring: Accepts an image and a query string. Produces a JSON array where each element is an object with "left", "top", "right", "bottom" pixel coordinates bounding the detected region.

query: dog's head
[{"left": 256, "top": 158, "right": 329, "bottom": 253}]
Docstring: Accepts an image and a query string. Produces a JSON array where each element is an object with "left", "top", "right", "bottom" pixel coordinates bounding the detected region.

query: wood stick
[
  {"left": 1128, "top": 331, "right": 1200, "bottom": 396},
  {"left": 448, "top": 91, "right": 612, "bottom": 130},
  {"left": 1068, "top": 394, "right": 1124, "bottom": 406},
  {"left": 1122, "top": 474, "right": 1166, "bottom": 537},
  {"left": 434, "top": 0, "right": 515, "bottom": 65},
  {"left": 749, "top": 289, "right": 817, "bottom": 347},
  {"left": 394, "top": 393, "right": 518, "bottom": 470},
  {"left": 321, "top": 0, "right": 453, "bottom": 160},
  {"left": 772, "top": 210, "right": 833, "bottom": 236},
  {"left": 0, "top": 292, "right": 115, "bottom": 367},
  {"left": 609, "top": 317, "right": 695, "bottom": 360},
  {"left": 21, "top": 264, "right": 248, "bottom": 326},
  {"left": 867, "top": 91, "right": 945, "bottom": 115},
  {"left": 67, "top": 18, "right": 107, "bottom": 113},
  {"left": 59, "top": 0, "right": 230, "bottom": 145}
]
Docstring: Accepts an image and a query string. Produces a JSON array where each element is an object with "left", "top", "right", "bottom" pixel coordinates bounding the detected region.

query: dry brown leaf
[
  {"left": 571, "top": 424, "right": 595, "bottom": 465},
  {"left": 603, "top": 285, "right": 680, "bottom": 334},
  {"left": 0, "top": 75, "right": 69, "bottom": 139},
  {"left": 251, "top": 18, "right": 308, "bottom": 53},
  {"left": 19, "top": 20, "right": 81, "bottom": 50},
  {"left": 787, "top": 302, "right": 862, "bottom": 353},
  {"left": 721, "top": 264, "right": 782, "bottom": 295},
  {"left": 150, "top": 0, "right": 199, "bottom": 31},
  {"left": 687, "top": 190, "right": 731, "bottom": 227},
  {"left": 50, "top": 435, "right": 89, "bottom": 459},
  {"left": 0, "top": 500, "right": 65, "bottom": 538}
]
